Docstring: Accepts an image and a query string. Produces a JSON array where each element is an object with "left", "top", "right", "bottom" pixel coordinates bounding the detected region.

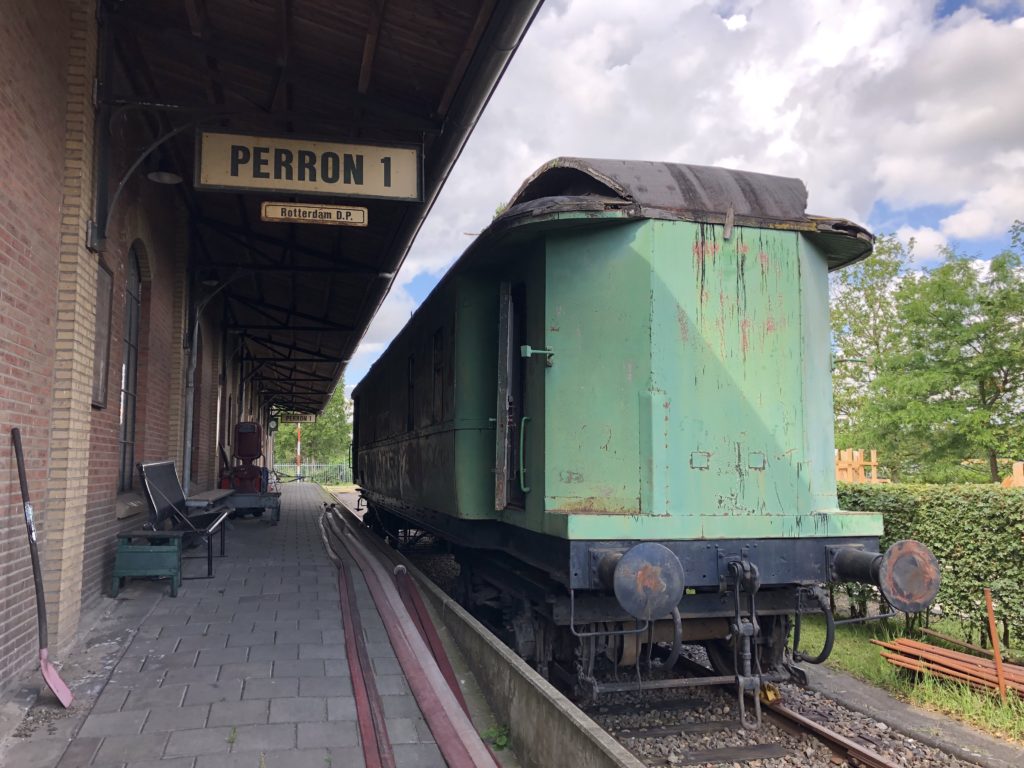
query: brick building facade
[
  {"left": 0, "top": 0, "right": 537, "bottom": 695},
  {"left": 0, "top": 0, "right": 243, "bottom": 691}
]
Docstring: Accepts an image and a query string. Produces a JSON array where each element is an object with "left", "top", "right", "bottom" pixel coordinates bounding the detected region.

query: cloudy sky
[{"left": 344, "top": 0, "right": 1024, "bottom": 393}]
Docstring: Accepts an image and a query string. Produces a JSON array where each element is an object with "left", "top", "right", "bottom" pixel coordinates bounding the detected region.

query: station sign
[
  {"left": 195, "top": 130, "right": 421, "bottom": 201},
  {"left": 260, "top": 202, "right": 368, "bottom": 227},
  {"left": 275, "top": 412, "right": 317, "bottom": 423}
]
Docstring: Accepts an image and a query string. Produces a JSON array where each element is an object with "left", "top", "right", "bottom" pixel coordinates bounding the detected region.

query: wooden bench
[{"left": 111, "top": 462, "right": 232, "bottom": 595}]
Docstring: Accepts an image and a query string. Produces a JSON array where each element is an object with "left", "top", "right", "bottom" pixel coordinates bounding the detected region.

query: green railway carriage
[{"left": 352, "top": 158, "right": 939, "bottom": 699}]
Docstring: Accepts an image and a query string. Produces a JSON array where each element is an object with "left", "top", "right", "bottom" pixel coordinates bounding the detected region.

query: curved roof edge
[{"left": 498, "top": 157, "right": 873, "bottom": 269}]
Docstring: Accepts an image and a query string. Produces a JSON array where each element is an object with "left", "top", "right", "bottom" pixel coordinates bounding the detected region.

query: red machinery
[
  {"left": 221, "top": 421, "right": 265, "bottom": 493},
  {"left": 219, "top": 422, "right": 280, "bottom": 522}
]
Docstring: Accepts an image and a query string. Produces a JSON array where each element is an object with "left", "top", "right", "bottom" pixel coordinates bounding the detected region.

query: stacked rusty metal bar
[{"left": 873, "top": 637, "right": 1024, "bottom": 698}]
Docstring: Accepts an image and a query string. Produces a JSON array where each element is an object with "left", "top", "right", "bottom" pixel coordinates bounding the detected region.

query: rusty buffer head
[
  {"left": 612, "top": 543, "right": 686, "bottom": 621},
  {"left": 879, "top": 540, "right": 941, "bottom": 614}
]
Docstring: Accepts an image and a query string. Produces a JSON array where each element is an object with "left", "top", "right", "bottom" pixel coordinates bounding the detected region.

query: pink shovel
[{"left": 11, "top": 428, "right": 74, "bottom": 708}]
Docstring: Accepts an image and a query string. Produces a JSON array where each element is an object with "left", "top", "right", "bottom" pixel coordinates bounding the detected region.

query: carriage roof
[{"left": 494, "top": 157, "right": 872, "bottom": 270}]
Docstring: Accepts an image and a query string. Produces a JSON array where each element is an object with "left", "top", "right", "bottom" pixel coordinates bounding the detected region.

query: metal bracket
[
  {"left": 86, "top": 220, "right": 104, "bottom": 253},
  {"left": 716, "top": 544, "right": 753, "bottom": 592},
  {"left": 825, "top": 543, "right": 865, "bottom": 582},
  {"left": 520, "top": 344, "right": 554, "bottom": 366}
]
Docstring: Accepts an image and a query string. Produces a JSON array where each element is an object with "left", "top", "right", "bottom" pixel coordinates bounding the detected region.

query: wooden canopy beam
[
  {"left": 358, "top": 0, "right": 388, "bottom": 95},
  {"left": 436, "top": 0, "right": 495, "bottom": 117}
]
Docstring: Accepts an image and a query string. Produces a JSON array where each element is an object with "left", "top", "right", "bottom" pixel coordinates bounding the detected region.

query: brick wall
[
  {"left": 0, "top": 0, "right": 262, "bottom": 693},
  {"left": 0, "top": 0, "right": 70, "bottom": 691},
  {"left": 80, "top": 160, "right": 188, "bottom": 607}
]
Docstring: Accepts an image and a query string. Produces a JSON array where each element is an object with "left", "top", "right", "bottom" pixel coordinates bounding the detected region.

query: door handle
[
  {"left": 519, "top": 416, "right": 531, "bottom": 494},
  {"left": 520, "top": 344, "right": 554, "bottom": 366}
]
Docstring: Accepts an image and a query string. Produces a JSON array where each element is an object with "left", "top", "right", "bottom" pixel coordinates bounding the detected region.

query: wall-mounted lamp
[{"left": 145, "top": 151, "right": 183, "bottom": 185}]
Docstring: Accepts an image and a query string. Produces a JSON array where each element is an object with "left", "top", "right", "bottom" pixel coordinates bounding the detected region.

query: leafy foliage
[
  {"left": 839, "top": 483, "right": 1024, "bottom": 644},
  {"left": 830, "top": 235, "right": 906, "bottom": 457},
  {"left": 831, "top": 223, "right": 1024, "bottom": 482},
  {"left": 481, "top": 724, "right": 510, "bottom": 750},
  {"left": 273, "top": 382, "right": 352, "bottom": 464}
]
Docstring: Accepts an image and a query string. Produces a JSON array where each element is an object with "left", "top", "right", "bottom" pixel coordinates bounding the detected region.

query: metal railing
[{"left": 273, "top": 462, "right": 352, "bottom": 485}]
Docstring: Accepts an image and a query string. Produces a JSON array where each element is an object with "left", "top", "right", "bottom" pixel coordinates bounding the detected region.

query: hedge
[{"left": 838, "top": 483, "right": 1024, "bottom": 644}]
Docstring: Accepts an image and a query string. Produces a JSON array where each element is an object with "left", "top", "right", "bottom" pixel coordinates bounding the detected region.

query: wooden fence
[
  {"left": 835, "top": 449, "right": 890, "bottom": 484},
  {"left": 1003, "top": 462, "right": 1024, "bottom": 489}
]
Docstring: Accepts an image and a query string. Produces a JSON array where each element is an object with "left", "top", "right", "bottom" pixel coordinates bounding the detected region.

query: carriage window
[
  {"left": 406, "top": 354, "right": 415, "bottom": 432},
  {"left": 432, "top": 328, "right": 444, "bottom": 424}
]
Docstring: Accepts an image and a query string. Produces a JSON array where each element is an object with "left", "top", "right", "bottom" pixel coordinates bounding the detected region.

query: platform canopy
[{"left": 102, "top": 0, "right": 541, "bottom": 413}]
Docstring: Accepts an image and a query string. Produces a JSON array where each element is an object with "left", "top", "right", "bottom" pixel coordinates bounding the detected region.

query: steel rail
[
  {"left": 764, "top": 701, "right": 901, "bottom": 768},
  {"left": 603, "top": 650, "right": 901, "bottom": 766}
]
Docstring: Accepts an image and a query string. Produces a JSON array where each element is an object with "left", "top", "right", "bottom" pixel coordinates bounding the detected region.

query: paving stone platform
[{"left": 0, "top": 483, "right": 445, "bottom": 768}]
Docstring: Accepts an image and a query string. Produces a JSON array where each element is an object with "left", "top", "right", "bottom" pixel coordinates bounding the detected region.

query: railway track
[
  {"left": 327, "top": 499, "right": 977, "bottom": 768},
  {"left": 766, "top": 700, "right": 899, "bottom": 768},
  {"left": 588, "top": 683, "right": 904, "bottom": 767},
  {"left": 401, "top": 545, "right": 980, "bottom": 767}
]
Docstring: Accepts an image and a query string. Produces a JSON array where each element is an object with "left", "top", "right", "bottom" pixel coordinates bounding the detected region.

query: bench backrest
[{"left": 138, "top": 461, "right": 187, "bottom": 528}]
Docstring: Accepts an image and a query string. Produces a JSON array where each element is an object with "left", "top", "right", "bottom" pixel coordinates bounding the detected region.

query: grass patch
[{"left": 798, "top": 615, "right": 1024, "bottom": 742}]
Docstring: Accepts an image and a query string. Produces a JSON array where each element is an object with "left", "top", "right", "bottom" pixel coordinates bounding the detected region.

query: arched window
[{"left": 118, "top": 248, "right": 142, "bottom": 491}]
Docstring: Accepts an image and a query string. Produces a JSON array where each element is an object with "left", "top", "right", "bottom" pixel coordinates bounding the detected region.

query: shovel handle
[
  {"left": 12, "top": 428, "right": 31, "bottom": 504},
  {"left": 11, "top": 428, "right": 49, "bottom": 650}
]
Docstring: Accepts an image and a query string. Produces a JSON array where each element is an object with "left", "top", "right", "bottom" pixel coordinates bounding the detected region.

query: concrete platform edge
[
  {"left": 419, "top": 579, "right": 646, "bottom": 768},
  {"left": 328, "top": 492, "right": 643, "bottom": 768}
]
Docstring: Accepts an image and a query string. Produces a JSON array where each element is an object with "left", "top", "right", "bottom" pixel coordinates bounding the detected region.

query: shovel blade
[{"left": 39, "top": 648, "right": 73, "bottom": 708}]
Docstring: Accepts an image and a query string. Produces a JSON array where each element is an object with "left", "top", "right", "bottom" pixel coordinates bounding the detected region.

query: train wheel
[{"left": 704, "top": 615, "right": 788, "bottom": 675}]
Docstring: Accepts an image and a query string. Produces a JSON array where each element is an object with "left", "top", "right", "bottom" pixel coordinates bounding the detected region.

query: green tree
[
  {"left": 830, "top": 235, "right": 908, "bottom": 454},
  {"left": 855, "top": 236, "right": 1024, "bottom": 482},
  {"left": 273, "top": 381, "right": 352, "bottom": 465}
]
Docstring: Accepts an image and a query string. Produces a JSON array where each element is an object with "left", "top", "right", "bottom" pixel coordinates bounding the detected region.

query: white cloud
[
  {"left": 939, "top": 181, "right": 1024, "bottom": 239},
  {"left": 723, "top": 13, "right": 748, "bottom": 30},
  {"left": 347, "top": 0, "right": 1024, "bottom": 386},
  {"left": 896, "top": 225, "right": 948, "bottom": 264}
]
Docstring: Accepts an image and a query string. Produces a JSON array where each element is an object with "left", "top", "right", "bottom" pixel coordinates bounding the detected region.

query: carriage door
[{"left": 495, "top": 282, "right": 527, "bottom": 509}]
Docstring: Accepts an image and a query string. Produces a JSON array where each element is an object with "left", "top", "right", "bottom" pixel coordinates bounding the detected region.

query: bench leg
[
  {"left": 170, "top": 575, "right": 178, "bottom": 597},
  {"left": 220, "top": 524, "right": 226, "bottom": 557},
  {"left": 111, "top": 574, "right": 121, "bottom": 597},
  {"left": 207, "top": 535, "right": 214, "bottom": 577}
]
